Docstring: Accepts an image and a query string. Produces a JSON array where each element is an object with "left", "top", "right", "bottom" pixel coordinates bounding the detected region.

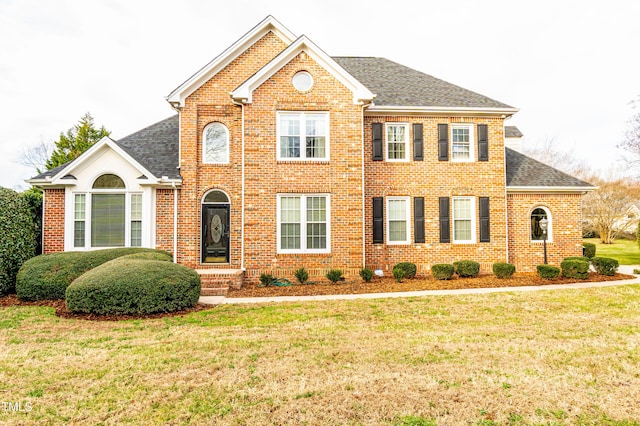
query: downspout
[
  {"left": 172, "top": 181, "right": 178, "bottom": 263},
  {"left": 232, "top": 98, "right": 246, "bottom": 271}
]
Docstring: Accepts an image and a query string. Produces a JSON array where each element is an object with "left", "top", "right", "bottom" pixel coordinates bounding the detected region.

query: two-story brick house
[{"left": 29, "top": 16, "right": 593, "bottom": 292}]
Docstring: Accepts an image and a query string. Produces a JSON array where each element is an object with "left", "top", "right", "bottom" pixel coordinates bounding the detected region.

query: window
[
  {"left": 386, "top": 123, "right": 409, "bottom": 161},
  {"left": 278, "top": 194, "right": 330, "bottom": 253},
  {"left": 278, "top": 112, "right": 329, "bottom": 160},
  {"left": 451, "top": 124, "right": 474, "bottom": 161},
  {"left": 531, "top": 207, "right": 552, "bottom": 242},
  {"left": 130, "top": 194, "right": 142, "bottom": 247},
  {"left": 74, "top": 194, "right": 86, "bottom": 248},
  {"left": 203, "top": 122, "right": 229, "bottom": 164},
  {"left": 387, "top": 197, "right": 410, "bottom": 244},
  {"left": 453, "top": 197, "right": 475, "bottom": 243},
  {"left": 292, "top": 71, "right": 313, "bottom": 91}
]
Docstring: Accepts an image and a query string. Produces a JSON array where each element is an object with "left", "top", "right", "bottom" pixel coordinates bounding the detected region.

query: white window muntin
[
  {"left": 277, "top": 194, "right": 330, "bottom": 254},
  {"left": 277, "top": 112, "right": 329, "bottom": 161},
  {"left": 386, "top": 196, "right": 410, "bottom": 244},
  {"left": 451, "top": 124, "right": 475, "bottom": 162},
  {"left": 452, "top": 196, "right": 476, "bottom": 243},
  {"left": 385, "top": 123, "right": 409, "bottom": 162},
  {"left": 203, "top": 122, "right": 230, "bottom": 164},
  {"left": 531, "top": 206, "right": 553, "bottom": 242}
]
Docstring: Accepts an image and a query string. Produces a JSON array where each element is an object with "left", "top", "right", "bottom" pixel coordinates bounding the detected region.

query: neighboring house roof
[
  {"left": 505, "top": 126, "right": 523, "bottom": 138},
  {"left": 505, "top": 147, "right": 594, "bottom": 191},
  {"left": 334, "top": 57, "right": 516, "bottom": 112}
]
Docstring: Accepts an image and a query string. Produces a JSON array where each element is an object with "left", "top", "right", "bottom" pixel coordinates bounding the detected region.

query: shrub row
[{"left": 536, "top": 256, "right": 618, "bottom": 280}]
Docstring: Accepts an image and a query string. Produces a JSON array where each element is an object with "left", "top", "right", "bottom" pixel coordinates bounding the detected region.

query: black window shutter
[
  {"left": 372, "top": 123, "right": 383, "bottom": 161},
  {"left": 438, "top": 124, "right": 449, "bottom": 161},
  {"left": 439, "top": 197, "right": 450, "bottom": 243},
  {"left": 413, "top": 123, "right": 423, "bottom": 161},
  {"left": 479, "top": 197, "right": 490, "bottom": 242},
  {"left": 414, "top": 197, "right": 425, "bottom": 243},
  {"left": 373, "top": 197, "right": 384, "bottom": 244},
  {"left": 478, "top": 124, "right": 488, "bottom": 162}
]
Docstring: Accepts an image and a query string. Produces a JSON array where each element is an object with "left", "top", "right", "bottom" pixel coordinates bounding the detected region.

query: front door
[{"left": 202, "top": 205, "right": 230, "bottom": 263}]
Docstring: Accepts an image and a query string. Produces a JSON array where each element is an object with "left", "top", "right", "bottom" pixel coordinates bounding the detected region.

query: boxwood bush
[
  {"left": 66, "top": 258, "right": 200, "bottom": 315},
  {"left": 325, "top": 269, "right": 343, "bottom": 283},
  {"left": 582, "top": 242, "right": 596, "bottom": 259},
  {"left": 16, "top": 248, "right": 172, "bottom": 301},
  {"left": 359, "top": 267, "right": 374, "bottom": 283},
  {"left": 393, "top": 262, "right": 417, "bottom": 279},
  {"left": 453, "top": 260, "right": 480, "bottom": 277},
  {"left": 492, "top": 262, "right": 515, "bottom": 279},
  {"left": 591, "top": 257, "right": 619, "bottom": 276},
  {"left": 563, "top": 256, "right": 590, "bottom": 263},
  {"left": 431, "top": 264, "right": 454, "bottom": 280},
  {"left": 537, "top": 265, "right": 560, "bottom": 280},
  {"left": 560, "top": 259, "right": 589, "bottom": 279}
]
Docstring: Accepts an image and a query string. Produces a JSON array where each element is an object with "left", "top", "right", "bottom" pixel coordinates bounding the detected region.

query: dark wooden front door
[{"left": 202, "top": 205, "right": 229, "bottom": 263}]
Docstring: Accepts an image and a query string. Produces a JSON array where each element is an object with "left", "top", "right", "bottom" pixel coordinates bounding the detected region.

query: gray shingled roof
[
  {"left": 505, "top": 126, "right": 523, "bottom": 138},
  {"left": 505, "top": 147, "right": 593, "bottom": 188},
  {"left": 334, "top": 57, "right": 514, "bottom": 109},
  {"left": 115, "top": 115, "right": 180, "bottom": 179},
  {"left": 31, "top": 162, "right": 70, "bottom": 180}
]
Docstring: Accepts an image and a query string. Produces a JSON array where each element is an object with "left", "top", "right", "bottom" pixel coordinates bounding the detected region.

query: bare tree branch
[{"left": 17, "top": 139, "right": 53, "bottom": 175}]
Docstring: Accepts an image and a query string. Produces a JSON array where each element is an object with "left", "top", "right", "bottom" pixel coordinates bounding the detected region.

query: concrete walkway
[{"left": 199, "top": 265, "right": 640, "bottom": 306}]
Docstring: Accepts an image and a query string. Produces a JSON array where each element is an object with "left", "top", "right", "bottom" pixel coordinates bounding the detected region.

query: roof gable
[
  {"left": 232, "top": 36, "right": 374, "bottom": 105},
  {"left": 166, "top": 16, "right": 295, "bottom": 108}
]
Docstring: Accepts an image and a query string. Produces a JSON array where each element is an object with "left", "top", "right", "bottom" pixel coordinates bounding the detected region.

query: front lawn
[
  {"left": 584, "top": 237, "right": 640, "bottom": 265},
  {"left": 2, "top": 286, "right": 640, "bottom": 425}
]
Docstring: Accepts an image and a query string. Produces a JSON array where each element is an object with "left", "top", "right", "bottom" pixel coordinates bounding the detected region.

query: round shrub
[
  {"left": 325, "top": 269, "right": 343, "bottom": 283},
  {"left": 0, "top": 188, "right": 36, "bottom": 295},
  {"left": 582, "top": 242, "right": 596, "bottom": 259},
  {"left": 492, "top": 262, "right": 515, "bottom": 279},
  {"left": 392, "top": 267, "right": 405, "bottom": 283},
  {"left": 16, "top": 248, "right": 172, "bottom": 301},
  {"left": 117, "top": 251, "right": 173, "bottom": 262},
  {"left": 393, "top": 262, "right": 417, "bottom": 279},
  {"left": 560, "top": 259, "right": 589, "bottom": 279},
  {"left": 294, "top": 267, "right": 309, "bottom": 284},
  {"left": 65, "top": 259, "right": 201, "bottom": 315},
  {"left": 431, "top": 264, "right": 454, "bottom": 280},
  {"left": 591, "top": 257, "right": 619, "bottom": 276},
  {"left": 453, "top": 260, "right": 480, "bottom": 278},
  {"left": 537, "top": 265, "right": 560, "bottom": 280},
  {"left": 359, "top": 267, "right": 374, "bottom": 283},
  {"left": 563, "top": 256, "right": 590, "bottom": 263}
]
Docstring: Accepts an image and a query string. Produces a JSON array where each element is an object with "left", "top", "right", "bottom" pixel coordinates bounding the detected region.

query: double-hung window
[
  {"left": 278, "top": 112, "right": 329, "bottom": 160},
  {"left": 278, "top": 194, "right": 330, "bottom": 253},
  {"left": 386, "top": 123, "right": 409, "bottom": 161},
  {"left": 387, "top": 197, "right": 410, "bottom": 244},
  {"left": 452, "top": 196, "right": 476, "bottom": 243},
  {"left": 74, "top": 194, "right": 86, "bottom": 248},
  {"left": 451, "top": 124, "right": 474, "bottom": 161}
]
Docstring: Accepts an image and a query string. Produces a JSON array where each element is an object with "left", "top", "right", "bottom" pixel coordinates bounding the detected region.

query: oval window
[{"left": 292, "top": 71, "right": 313, "bottom": 92}]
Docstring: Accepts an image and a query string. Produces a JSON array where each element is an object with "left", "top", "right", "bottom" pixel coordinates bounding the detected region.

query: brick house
[{"left": 29, "top": 16, "right": 593, "bottom": 292}]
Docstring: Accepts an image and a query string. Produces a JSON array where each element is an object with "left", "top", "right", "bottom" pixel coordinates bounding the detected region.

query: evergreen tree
[{"left": 45, "top": 113, "right": 110, "bottom": 170}]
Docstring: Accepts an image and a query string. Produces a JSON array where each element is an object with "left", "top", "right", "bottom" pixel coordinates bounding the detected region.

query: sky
[{"left": 1, "top": 0, "right": 639, "bottom": 190}]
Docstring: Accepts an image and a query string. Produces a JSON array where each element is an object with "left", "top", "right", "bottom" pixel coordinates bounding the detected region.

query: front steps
[{"left": 196, "top": 269, "right": 244, "bottom": 296}]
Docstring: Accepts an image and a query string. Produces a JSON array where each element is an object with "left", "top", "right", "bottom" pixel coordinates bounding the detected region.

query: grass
[
  {"left": 584, "top": 238, "right": 640, "bottom": 265},
  {"left": 2, "top": 286, "right": 640, "bottom": 424}
]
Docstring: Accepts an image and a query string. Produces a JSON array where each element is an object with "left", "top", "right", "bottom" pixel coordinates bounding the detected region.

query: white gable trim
[
  {"left": 166, "top": 16, "right": 296, "bottom": 108},
  {"left": 232, "top": 35, "right": 375, "bottom": 105}
]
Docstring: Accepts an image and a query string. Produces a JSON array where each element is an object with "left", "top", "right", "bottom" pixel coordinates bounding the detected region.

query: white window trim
[
  {"left": 276, "top": 111, "right": 330, "bottom": 161},
  {"left": 531, "top": 206, "right": 553, "bottom": 243},
  {"left": 386, "top": 196, "right": 411, "bottom": 245},
  {"left": 202, "top": 122, "right": 230, "bottom": 165},
  {"left": 385, "top": 123, "right": 410, "bottom": 162},
  {"left": 451, "top": 123, "right": 475, "bottom": 163},
  {"left": 277, "top": 194, "right": 331, "bottom": 254},
  {"left": 452, "top": 196, "right": 476, "bottom": 244}
]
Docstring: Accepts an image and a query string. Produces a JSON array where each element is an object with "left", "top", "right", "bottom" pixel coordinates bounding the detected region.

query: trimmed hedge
[
  {"left": 359, "top": 267, "right": 374, "bottom": 283},
  {"left": 16, "top": 248, "right": 172, "bottom": 301},
  {"left": 325, "top": 269, "right": 343, "bottom": 283},
  {"left": 591, "top": 257, "right": 619, "bottom": 276},
  {"left": 431, "top": 264, "right": 454, "bottom": 280},
  {"left": 537, "top": 265, "right": 560, "bottom": 280},
  {"left": 393, "top": 262, "right": 417, "bottom": 279},
  {"left": 0, "top": 188, "right": 36, "bottom": 295},
  {"left": 563, "top": 256, "right": 590, "bottom": 263},
  {"left": 492, "top": 262, "right": 515, "bottom": 279},
  {"left": 582, "top": 242, "right": 596, "bottom": 259},
  {"left": 453, "top": 260, "right": 480, "bottom": 277},
  {"left": 560, "top": 259, "right": 589, "bottom": 279},
  {"left": 117, "top": 251, "right": 173, "bottom": 262},
  {"left": 65, "top": 259, "right": 200, "bottom": 315}
]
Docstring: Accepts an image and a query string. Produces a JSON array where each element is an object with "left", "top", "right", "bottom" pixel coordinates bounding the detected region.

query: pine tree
[{"left": 45, "top": 113, "right": 110, "bottom": 170}]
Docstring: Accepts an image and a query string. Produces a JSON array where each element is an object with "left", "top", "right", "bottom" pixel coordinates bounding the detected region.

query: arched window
[
  {"left": 203, "top": 189, "right": 230, "bottom": 203},
  {"left": 92, "top": 174, "right": 125, "bottom": 189},
  {"left": 531, "top": 207, "right": 552, "bottom": 241},
  {"left": 203, "top": 122, "right": 229, "bottom": 164}
]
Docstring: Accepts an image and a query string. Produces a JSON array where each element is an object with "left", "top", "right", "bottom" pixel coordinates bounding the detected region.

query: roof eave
[
  {"left": 507, "top": 186, "right": 596, "bottom": 194},
  {"left": 366, "top": 105, "right": 519, "bottom": 117}
]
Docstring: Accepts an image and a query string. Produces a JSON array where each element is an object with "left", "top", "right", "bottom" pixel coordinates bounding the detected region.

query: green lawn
[
  {"left": 2, "top": 286, "right": 640, "bottom": 425},
  {"left": 584, "top": 237, "right": 640, "bottom": 265}
]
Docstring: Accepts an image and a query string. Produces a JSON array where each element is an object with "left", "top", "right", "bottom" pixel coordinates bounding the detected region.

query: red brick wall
[
  {"left": 155, "top": 188, "right": 175, "bottom": 256},
  {"left": 42, "top": 188, "right": 65, "bottom": 253}
]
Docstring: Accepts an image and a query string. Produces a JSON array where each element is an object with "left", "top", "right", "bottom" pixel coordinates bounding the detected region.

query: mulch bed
[{"left": 1, "top": 272, "right": 634, "bottom": 321}]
